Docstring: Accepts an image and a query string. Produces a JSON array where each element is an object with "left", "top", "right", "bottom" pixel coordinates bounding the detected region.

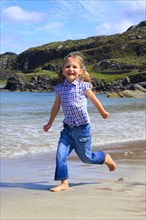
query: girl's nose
[{"left": 69, "top": 66, "right": 74, "bottom": 71}]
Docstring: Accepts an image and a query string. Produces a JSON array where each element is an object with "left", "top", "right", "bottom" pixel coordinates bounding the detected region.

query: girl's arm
[
  {"left": 85, "top": 89, "right": 109, "bottom": 119},
  {"left": 43, "top": 94, "right": 61, "bottom": 132}
]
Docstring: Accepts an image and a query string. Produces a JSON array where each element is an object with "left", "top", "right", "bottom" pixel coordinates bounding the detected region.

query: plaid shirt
[{"left": 54, "top": 79, "right": 92, "bottom": 127}]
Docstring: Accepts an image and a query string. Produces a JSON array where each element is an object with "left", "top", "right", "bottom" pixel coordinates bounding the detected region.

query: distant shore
[
  {"left": 1, "top": 140, "right": 145, "bottom": 220},
  {"left": 0, "top": 72, "right": 145, "bottom": 98}
]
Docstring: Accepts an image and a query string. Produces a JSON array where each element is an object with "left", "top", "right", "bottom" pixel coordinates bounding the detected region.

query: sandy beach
[{"left": 1, "top": 140, "right": 145, "bottom": 220}]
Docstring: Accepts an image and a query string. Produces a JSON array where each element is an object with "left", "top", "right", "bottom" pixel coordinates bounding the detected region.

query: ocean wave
[{"left": 1, "top": 92, "right": 145, "bottom": 159}]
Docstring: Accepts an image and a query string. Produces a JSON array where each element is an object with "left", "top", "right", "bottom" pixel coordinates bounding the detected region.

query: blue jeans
[{"left": 54, "top": 123, "right": 105, "bottom": 180}]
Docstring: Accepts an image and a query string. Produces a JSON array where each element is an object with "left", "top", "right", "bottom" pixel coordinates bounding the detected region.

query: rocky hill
[{"left": 0, "top": 21, "right": 146, "bottom": 96}]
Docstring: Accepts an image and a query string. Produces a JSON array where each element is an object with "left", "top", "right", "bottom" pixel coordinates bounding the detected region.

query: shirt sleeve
[
  {"left": 82, "top": 82, "right": 93, "bottom": 92},
  {"left": 54, "top": 84, "right": 60, "bottom": 95}
]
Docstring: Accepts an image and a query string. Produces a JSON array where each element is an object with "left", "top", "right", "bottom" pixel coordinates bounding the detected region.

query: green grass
[
  {"left": 90, "top": 71, "right": 130, "bottom": 83},
  {"left": 0, "top": 79, "right": 7, "bottom": 86},
  {"left": 17, "top": 70, "right": 58, "bottom": 83},
  {"left": 111, "top": 55, "right": 146, "bottom": 66}
]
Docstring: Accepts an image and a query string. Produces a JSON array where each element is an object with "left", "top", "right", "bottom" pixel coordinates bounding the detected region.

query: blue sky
[{"left": 1, "top": 0, "right": 146, "bottom": 54}]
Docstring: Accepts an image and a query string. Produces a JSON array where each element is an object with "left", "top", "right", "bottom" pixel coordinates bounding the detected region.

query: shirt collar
[{"left": 64, "top": 78, "right": 79, "bottom": 86}]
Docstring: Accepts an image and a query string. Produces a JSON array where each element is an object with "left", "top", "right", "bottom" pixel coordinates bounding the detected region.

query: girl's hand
[
  {"left": 43, "top": 123, "right": 51, "bottom": 132},
  {"left": 102, "top": 111, "right": 109, "bottom": 119}
]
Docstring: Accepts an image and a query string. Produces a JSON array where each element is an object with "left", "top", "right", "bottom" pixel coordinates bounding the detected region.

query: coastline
[{"left": 1, "top": 140, "right": 146, "bottom": 220}]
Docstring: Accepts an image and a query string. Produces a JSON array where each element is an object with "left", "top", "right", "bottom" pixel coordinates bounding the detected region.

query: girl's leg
[
  {"left": 54, "top": 129, "right": 73, "bottom": 180},
  {"left": 73, "top": 124, "right": 105, "bottom": 164},
  {"left": 50, "top": 127, "right": 73, "bottom": 192},
  {"left": 72, "top": 124, "right": 116, "bottom": 170}
]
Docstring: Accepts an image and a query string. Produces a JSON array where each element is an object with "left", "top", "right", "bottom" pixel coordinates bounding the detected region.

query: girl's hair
[{"left": 58, "top": 51, "right": 91, "bottom": 83}]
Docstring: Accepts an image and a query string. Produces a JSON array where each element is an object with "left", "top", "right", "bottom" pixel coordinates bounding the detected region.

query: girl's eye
[{"left": 65, "top": 65, "right": 78, "bottom": 68}]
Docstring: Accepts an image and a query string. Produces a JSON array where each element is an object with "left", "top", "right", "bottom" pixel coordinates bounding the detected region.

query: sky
[{"left": 1, "top": 0, "right": 146, "bottom": 54}]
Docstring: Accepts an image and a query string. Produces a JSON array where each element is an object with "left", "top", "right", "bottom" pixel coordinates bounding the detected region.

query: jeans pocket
[{"left": 79, "top": 136, "right": 91, "bottom": 142}]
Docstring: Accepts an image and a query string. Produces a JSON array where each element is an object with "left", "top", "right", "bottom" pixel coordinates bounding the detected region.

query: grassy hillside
[{"left": 0, "top": 21, "right": 146, "bottom": 86}]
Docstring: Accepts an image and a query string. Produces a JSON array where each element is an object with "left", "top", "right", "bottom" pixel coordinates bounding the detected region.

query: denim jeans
[{"left": 54, "top": 123, "right": 105, "bottom": 180}]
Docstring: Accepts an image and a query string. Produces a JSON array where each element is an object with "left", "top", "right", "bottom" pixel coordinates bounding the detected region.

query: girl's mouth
[{"left": 68, "top": 73, "right": 74, "bottom": 75}]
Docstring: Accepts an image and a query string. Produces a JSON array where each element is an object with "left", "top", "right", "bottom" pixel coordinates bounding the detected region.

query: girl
[{"left": 43, "top": 51, "right": 116, "bottom": 192}]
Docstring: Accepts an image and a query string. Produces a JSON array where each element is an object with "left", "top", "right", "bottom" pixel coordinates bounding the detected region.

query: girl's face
[{"left": 62, "top": 57, "right": 82, "bottom": 83}]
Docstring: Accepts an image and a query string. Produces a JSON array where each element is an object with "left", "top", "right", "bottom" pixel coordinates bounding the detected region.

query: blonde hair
[{"left": 58, "top": 51, "right": 91, "bottom": 83}]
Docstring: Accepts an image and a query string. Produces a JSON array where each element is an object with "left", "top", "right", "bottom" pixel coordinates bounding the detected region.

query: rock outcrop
[{"left": 2, "top": 73, "right": 146, "bottom": 98}]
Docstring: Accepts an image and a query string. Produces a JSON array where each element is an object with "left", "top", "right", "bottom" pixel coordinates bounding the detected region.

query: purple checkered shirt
[{"left": 54, "top": 79, "right": 92, "bottom": 127}]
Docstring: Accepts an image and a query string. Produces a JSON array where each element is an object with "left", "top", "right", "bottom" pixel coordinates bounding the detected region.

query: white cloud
[
  {"left": 78, "top": 0, "right": 106, "bottom": 21},
  {"left": 130, "top": 0, "right": 145, "bottom": 11},
  {"left": 47, "top": 0, "right": 105, "bottom": 23},
  {"left": 35, "top": 22, "right": 63, "bottom": 33},
  {"left": 96, "top": 23, "right": 114, "bottom": 35},
  {"left": 95, "top": 20, "right": 133, "bottom": 36},
  {"left": 119, "top": 20, "right": 133, "bottom": 33},
  {"left": 121, "top": 0, "right": 145, "bottom": 19},
  {"left": 3, "top": 6, "right": 45, "bottom": 23}
]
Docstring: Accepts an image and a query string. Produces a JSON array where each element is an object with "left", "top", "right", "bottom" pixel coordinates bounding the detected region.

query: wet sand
[{"left": 0, "top": 140, "right": 145, "bottom": 220}]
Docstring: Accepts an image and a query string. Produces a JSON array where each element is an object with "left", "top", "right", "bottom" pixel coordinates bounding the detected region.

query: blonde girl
[{"left": 43, "top": 51, "right": 116, "bottom": 192}]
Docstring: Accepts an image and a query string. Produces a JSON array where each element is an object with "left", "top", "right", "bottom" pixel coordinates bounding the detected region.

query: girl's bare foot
[
  {"left": 105, "top": 154, "right": 116, "bottom": 171},
  {"left": 50, "top": 180, "right": 69, "bottom": 192}
]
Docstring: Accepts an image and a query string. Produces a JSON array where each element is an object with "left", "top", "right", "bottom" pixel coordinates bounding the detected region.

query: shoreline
[
  {"left": 1, "top": 88, "right": 146, "bottom": 99},
  {"left": 1, "top": 140, "right": 146, "bottom": 219},
  {"left": 1, "top": 138, "right": 145, "bottom": 160}
]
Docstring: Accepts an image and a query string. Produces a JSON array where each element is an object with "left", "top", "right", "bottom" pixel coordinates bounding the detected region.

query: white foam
[{"left": 1, "top": 92, "right": 145, "bottom": 158}]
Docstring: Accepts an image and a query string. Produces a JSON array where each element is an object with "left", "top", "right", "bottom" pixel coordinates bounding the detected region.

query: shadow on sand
[{"left": 0, "top": 181, "right": 100, "bottom": 191}]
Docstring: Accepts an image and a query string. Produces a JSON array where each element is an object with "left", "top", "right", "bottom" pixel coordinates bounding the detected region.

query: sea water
[{"left": 0, "top": 92, "right": 145, "bottom": 158}]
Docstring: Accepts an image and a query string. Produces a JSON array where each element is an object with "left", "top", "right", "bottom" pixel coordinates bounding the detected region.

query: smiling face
[{"left": 62, "top": 57, "right": 82, "bottom": 83}]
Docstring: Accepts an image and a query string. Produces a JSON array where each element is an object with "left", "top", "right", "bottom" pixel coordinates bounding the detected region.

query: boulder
[
  {"left": 4, "top": 76, "right": 26, "bottom": 91},
  {"left": 107, "top": 89, "right": 146, "bottom": 98}
]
